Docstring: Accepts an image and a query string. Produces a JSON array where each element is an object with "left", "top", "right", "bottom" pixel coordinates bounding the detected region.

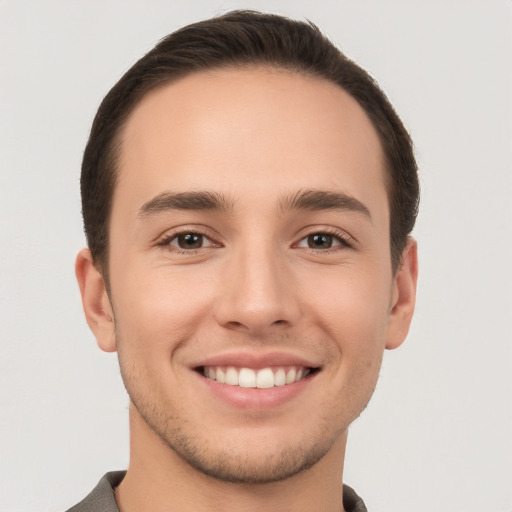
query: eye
[
  {"left": 297, "top": 232, "right": 350, "bottom": 250},
  {"left": 159, "top": 231, "right": 216, "bottom": 251},
  {"left": 173, "top": 233, "right": 205, "bottom": 249}
]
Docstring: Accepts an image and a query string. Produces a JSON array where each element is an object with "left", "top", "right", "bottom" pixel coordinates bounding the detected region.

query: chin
[
  {"left": 159, "top": 427, "right": 333, "bottom": 484},
  {"left": 132, "top": 396, "right": 342, "bottom": 484}
]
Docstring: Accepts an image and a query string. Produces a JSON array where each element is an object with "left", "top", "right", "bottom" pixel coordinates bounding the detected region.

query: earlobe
[
  {"left": 75, "top": 248, "right": 117, "bottom": 352},
  {"left": 385, "top": 238, "right": 418, "bottom": 350}
]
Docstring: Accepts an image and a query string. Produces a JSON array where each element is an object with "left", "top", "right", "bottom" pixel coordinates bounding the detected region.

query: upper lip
[{"left": 191, "top": 350, "right": 321, "bottom": 370}]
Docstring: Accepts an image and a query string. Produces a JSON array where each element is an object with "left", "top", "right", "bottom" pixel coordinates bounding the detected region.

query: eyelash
[
  {"left": 156, "top": 227, "right": 354, "bottom": 254},
  {"left": 295, "top": 228, "right": 354, "bottom": 253},
  {"left": 156, "top": 228, "right": 218, "bottom": 255}
]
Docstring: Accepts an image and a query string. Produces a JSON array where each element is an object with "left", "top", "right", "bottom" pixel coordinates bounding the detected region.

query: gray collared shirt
[{"left": 66, "top": 471, "right": 368, "bottom": 511}]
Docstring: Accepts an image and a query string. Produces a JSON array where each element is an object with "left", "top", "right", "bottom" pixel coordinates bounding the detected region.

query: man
[{"left": 71, "top": 10, "right": 418, "bottom": 512}]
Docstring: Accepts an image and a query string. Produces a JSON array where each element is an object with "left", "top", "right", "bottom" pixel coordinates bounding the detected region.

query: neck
[{"left": 115, "top": 404, "right": 348, "bottom": 512}]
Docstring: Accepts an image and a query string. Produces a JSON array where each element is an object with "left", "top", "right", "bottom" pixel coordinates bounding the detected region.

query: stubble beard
[
  {"left": 117, "top": 351, "right": 347, "bottom": 484},
  {"left": 125, "top": 376, "right": 337, "bottom": 484},
  {"left": 114, "top": 324, "right": 377, "bottom": 485}
]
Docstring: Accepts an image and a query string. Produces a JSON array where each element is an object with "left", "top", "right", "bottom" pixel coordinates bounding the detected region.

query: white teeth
[
  {"left": 256, "top": 368, "right": 274, "bottom": 389},
  {"left": 285, "top": 368, "right": 296, "bottom": 384},
  {"left": 239, "top": 368, "right": 256, "bottom": 388},
  {"left": 274, "top": 368, "right": 286, "bottom": 386},
  {"left": 216, "top": 368, "right": 225, "bottom": 383},
  {"left": 204, "top": 365, "right": 312, "bottom": 388},
  {"left": 225, "top": 367, "right": 239, "bottom": 386}
]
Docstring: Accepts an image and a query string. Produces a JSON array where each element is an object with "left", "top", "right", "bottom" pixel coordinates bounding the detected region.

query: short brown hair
[{"left": 81, "top": 10, "right": 419, "bottom": 277}]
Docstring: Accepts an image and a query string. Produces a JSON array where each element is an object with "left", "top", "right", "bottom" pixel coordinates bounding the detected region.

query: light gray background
[{"left": 1, "top": 1, "right": 511, "bottom": 511}]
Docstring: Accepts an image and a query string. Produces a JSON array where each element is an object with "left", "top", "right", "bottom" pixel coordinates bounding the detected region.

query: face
[{"left": 78, "top": 68, "right": 417, "bottom": 484}]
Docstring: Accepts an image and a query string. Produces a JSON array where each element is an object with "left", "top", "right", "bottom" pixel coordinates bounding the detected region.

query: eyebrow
[
  {"left": 139, "top": 191, "right": 234, "bottom": 217},
  {"left": 138, "top": 188, "right": 371, "bottom": 220},
  {"left": 279, "top": 189, "right": 371, "bottom": 219}
]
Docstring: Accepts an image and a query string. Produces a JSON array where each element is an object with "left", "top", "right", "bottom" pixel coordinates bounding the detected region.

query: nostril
[{"left": 224, "top": 321, "right": 247, "bottom": 331}]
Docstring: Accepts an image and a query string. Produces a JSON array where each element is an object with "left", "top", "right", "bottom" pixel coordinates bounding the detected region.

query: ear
[
  {"left": 385, "top": 238, "right": 418, "bottom": 350},
  {"left": 75, "top": 248, "right": 117, "bottom": 352}
]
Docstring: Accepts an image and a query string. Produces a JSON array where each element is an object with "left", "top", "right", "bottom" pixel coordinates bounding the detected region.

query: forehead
[{"left": 116, "top": 67, "right": 386, "bottom": 219}]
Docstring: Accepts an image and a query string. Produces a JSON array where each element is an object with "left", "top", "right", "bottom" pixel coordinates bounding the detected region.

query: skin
[{"left": 76, "top": 68, "right": 417, "bottom": 512}]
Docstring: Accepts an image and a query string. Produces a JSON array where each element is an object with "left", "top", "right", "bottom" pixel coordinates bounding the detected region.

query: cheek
[
  {"left": 111, "top": 263, "right": 216, "bottom": 353},
  {"left": 306, "top": 265, "right": 392, "bottom": 353},
  {"left": 301, "top": 267, "right": 390, "bottom": 427}
]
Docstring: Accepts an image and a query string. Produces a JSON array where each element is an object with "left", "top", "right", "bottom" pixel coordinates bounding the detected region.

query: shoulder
[
  {"left": 65, "top": 471, "right": 126, "bottom": 512},
  {"left": 343, "top": 484, "right": 368, "bottom": 512}
]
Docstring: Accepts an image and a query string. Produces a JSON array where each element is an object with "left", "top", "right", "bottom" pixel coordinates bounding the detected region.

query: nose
[{"left": 213, "top": 245, "right": 301, "bottom": 335}]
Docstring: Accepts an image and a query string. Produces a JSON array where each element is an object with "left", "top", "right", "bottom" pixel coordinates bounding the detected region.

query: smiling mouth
[{"left": 197, "top": 365, "right": 319, "bottom": 389}]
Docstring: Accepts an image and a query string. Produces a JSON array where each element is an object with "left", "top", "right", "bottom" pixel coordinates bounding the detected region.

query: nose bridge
[{"left": 214, "top": 238, "right": 299, "bottom": 333}]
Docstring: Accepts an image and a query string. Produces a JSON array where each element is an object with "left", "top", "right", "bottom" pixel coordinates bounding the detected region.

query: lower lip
[{"left": 197, "top": 372, "right": 316, "bottom": 409}]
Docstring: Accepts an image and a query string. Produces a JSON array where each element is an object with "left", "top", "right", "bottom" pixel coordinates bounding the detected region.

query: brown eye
[
  {"left": 159, "top": 230, "right": 217, "bottom": 253},
  {"left": 175, "top": 233, "right": 204, "bottom": 249},
  {"left": 307, "top": 234, "right": 334, "bottom": 249},
  {"left": 296, "top": 232, "right": 349, "bottom": 251}
]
